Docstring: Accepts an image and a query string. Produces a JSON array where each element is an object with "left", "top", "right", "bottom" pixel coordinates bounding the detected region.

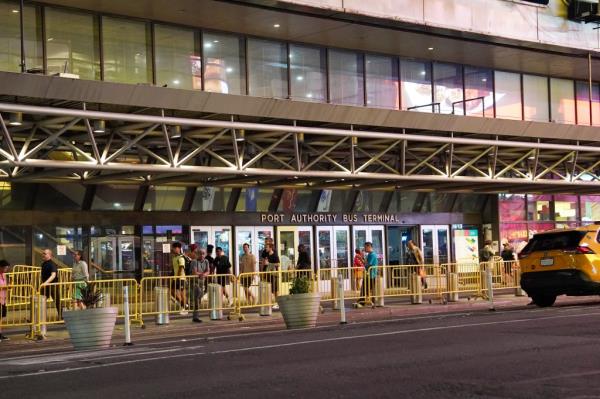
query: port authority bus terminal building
[{"left": 0, "top": 0, "right": 600, "bottom": 278}]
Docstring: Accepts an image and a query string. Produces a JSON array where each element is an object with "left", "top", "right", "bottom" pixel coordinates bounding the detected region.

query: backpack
[
  {"left": 183, "top": 255, "right": 192, "bottom": 276},
  {"left": 480, "top": 247, "right": 493, "bottom": 262}
]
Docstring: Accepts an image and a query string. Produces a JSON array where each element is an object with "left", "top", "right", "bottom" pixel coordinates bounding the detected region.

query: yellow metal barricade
[
  {"left": 6, "top": 271, "right": 41, "bottom": 305},
  {"left": 58, "top": 268, "right": 72, "bottom": 284},
  {"left": 489, "top": 259, "right": 520, "bottom": 290},
  {"left": 12, "top": 265, "right": 41, "bottom": 274},
  {"left": 440, "top": 262, "right": 482, "bottom": 300},
  {"left": 316, "top": 267, "right": 364, "bottom": 304},
  {"left": 0, "top": 284, "right": 34, "bottom": 330},
  {"left": 364, "top": 265, "right": 442, "bottom": 305}
]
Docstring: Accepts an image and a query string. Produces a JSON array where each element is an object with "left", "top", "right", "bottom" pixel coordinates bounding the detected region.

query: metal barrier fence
[{"left": 1, "top": 284, "right": 34, "bottom": 330}]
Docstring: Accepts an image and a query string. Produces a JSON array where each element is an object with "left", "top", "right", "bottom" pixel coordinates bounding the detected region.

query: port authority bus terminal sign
[{"left": 260, "top": 213, "right": 402, "bottom": 224}]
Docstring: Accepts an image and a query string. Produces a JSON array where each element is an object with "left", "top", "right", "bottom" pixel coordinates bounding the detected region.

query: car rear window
[{"left": 520, "top": 231, "right": 586, "bottom": 254}]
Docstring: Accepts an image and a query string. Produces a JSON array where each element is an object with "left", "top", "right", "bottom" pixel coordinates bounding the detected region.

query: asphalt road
[{"left": 3, "top": 303, "right": 600, "bottom": 399}]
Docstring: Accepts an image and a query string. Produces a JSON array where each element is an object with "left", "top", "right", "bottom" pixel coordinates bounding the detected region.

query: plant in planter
[
  {"left": 62, "top": 282, "right": 118, "bottom": 350},
  {"left": 276, "top": 276, "right": 321, "bottom": 329}
]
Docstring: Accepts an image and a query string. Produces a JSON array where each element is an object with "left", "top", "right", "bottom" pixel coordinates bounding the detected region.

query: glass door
[
  {"left": 118, "top": 236, "right": 136, "bottom": 275},
  {"left": 334, "top": 227, "right": 350, "bottom": 268},
  {"left": 235, "top": 226, "right": 274, "bottom": 274},
  {"left": 353, "top": 225, "right": 386, "bottom": 265},
  {"left": 421, "top": 225, "right": 450, "bottom": 265},
  {"left": 387, "top": 226, "right": 418, "bottom": 265},
  {"left": 190, "top": 226, "right": 232, "bottom": 261},
  {"left": 316, "top": 227, "right": 332, "bottom": 270},
  {"left": 277, "top": 226, "right": 314, "bottom": 271}
]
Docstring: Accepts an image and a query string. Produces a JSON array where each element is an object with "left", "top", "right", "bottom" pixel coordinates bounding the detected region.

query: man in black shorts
[
  {"left": 213, "top": 247, "right": 232, "bottom": 306},
  {"left": 40, "top": 249, "right": 61, "bottom": 320}
]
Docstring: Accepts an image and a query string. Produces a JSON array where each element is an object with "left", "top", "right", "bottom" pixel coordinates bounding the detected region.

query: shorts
[
  {"left": 217, "top": 275, "right": 229, "bottom": 287},
  {"left": 1, "top": 304, "right": 6, "bottom": 318},
  {"left": 73, "top": 281, "right": 86, "bottom": 300},
  {"left": 240, "top": 275, "right": 253, "bottom": 289}
]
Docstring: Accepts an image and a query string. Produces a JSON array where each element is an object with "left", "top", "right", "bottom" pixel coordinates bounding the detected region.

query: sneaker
[
  {"left": 192, "top": 318, "right": 203, "bottom": 323},
  {"left": 179, "top": 309, "right": 189, "bottom": 316},
  {"left": 272, "top": 304, "right": 279, "bottom": 310}
]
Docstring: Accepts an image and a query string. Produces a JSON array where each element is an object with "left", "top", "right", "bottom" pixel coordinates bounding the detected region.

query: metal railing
[
  {"left": 452, "top": 96, "right": 486, "bottom": 117},
  {"left": 407, "top": 102, "right": 441, "bottom": 113}
]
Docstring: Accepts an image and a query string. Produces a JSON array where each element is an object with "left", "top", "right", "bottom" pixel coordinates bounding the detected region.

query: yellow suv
[{"left": 519, "top": 224, "right": 600, "bottom": 307}]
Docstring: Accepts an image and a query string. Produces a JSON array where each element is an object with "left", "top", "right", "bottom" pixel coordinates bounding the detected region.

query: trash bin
[
  {"left": 331, "top": 277, "right": 339, "bottom": 310},
  {"left": 208, "top": 283, "right": 223, "bottom": 320},
  {"left": 447, "top": 272, "right": 459, "bottom": 302},
  {"left": 374, "top": 276, "right": 384, "bottom": 307},
  {"left": 259, "top": 281, "right": 272, "bottom": 316},
  {"left": 410, "top": 273, "right": 422, "bottom": 304},
  {"left": 155, "top": 286, "right": 169, "bottom": 325},
  {"left": 32, "top": 294, "right": 47, "bottom": 337}
]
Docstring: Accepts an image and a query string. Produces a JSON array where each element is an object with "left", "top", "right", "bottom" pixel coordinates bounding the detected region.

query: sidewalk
[{"left": 1, "top": 293, "right": 590, "bottom": 355}]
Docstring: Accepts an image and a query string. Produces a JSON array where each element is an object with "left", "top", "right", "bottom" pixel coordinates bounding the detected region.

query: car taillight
[{"left": 576, "top": 246, "right": 595, "bottom": 254}]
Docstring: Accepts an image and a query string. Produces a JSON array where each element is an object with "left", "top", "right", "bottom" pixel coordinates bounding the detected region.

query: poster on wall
[{"left": 453, "top": 229, "right": 479, "bottom": 263}]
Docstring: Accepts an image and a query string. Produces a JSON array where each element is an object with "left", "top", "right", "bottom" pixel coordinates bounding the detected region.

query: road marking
[{"left": 2, "top": 310, "right": 600, "bottom": 380}]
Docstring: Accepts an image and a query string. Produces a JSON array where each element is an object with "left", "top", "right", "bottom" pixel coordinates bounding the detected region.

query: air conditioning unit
[{"left": 568, "top": 0, "right": 600, "bottom": 23}]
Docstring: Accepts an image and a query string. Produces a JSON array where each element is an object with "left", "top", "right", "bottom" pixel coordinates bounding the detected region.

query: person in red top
[
  {"left": 352, "top": 249, "right": 365, "bottom": 292},
  {"left": 0, "top": 259, "right": 10, "bottom": 341}
]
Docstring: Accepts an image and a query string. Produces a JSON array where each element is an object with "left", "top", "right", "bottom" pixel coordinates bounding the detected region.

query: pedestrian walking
[
  {"left": 191, "top": 247, "right": 210, "bottom": 323},
  {"left": 0, "top": 259, "right": 10, "bottom": 341},
  {"left": 479, "top": 240, "right": 495, "bottom": 262},
  {"left": 407, "top": 240, "right": 427, "bottom": 289},
  {"left": 264, "top": 243, "right": 280, "bottom": 310},
  {"left": 239, "top": 243, "right": 257, "bottom": 305},
  {"left": 171, "top": 242, "right": 188, "bottom": 315},
  {"left": 39, "top": 248, "right": 61, "bottom": 319},
  {"left": 213, "top": 247, "right": 232, "bottom": 306},
  {"left": 500, "top": 242, "right": 515, "bottom": 285},
  {"left": 296, "top": 244, "right": 311, "bottom": 280},
  {"left": 72, "top": 250, "right": 89, "bottom": 309},
  {"left": 206, "top": 244, "right": 215, "bottom": 273},
  {"left": 353, "top": 249, "right": 365, "bottom": 292},
  {"left": 355, "top": 242, "right": 377, "bottom": 308}
]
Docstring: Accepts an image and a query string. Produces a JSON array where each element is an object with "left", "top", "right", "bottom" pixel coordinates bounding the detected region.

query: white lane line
[{"left": 2, "top": 310, "right": 600, "bottom": 380}]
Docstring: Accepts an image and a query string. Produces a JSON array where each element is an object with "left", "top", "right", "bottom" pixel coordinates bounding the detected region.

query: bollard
[
  {"left": 480, "top": 270, "right": 488, "bottom": 298},
  {"left": 155, "top": 286, "right": 169, "bottom": 325},
  {"left": 338, "top": 273, "right": 346, "bottom": 324},
  {"left": 123, "top": 286, "right": 133, "bottom": 346},
  {"left": 331, "top": 276, "right": 339, "bottom": 310},
  {"left": 259, "top": 281, "right": 272, "bottom": 316},
  {"left": 374, "top": 276, "right": 384, "bottom": 307},
  {"left": 208, "top": 283, "right": 223, "bottom": 320},
  {"left": 410, "top": 273, "right": 422, "bottom": 304},
  {"left": 514, "top": 268, "right": 525, "bottom": 297},
  {"left": 32, "top": 294, "right": 47, "bottom": 338},
  {"left": 486, "top": 262, "right": 495, "bottom": 311},
  {"left": 447, "top": 272, "right": 459, "bottom": 302}
]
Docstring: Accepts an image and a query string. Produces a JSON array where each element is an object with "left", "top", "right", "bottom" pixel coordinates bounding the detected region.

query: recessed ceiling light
[
  {"left": 47, "top": 37, "right": 54, "bottom": 42},
  {"left": 482, "top": 78, "right": 487, "bottom": 82},
  {"left": 420, "top": 70, "right": 426, "bottom": 76},
  {"left": 225, "top": 67, "right": 233, "bottom": 73},
  {"left": 11, "top": 9, "right": 19, "bottom": 13},
  {"left": 213, "top": 40, "right": 219, "bottom": 43},
  {"left": 204, "top": 42, "right": 213, "bottom": 48},
  {"left": 273, "top": 24, "right": 280, "bottom": 28},
  {"left": 296, "top": 75, "right": 304, "bottom": 81},
  {"left": 173, "top": 79, "right": 180, "bottom": 85},
  {"left": 427, "top": 47, "right": 434, "bottom": 51}
]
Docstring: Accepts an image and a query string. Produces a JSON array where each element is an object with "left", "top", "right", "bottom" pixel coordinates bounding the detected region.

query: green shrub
[
  {"left": 80, "top": 282, "right": 103, "bottom": 308},
  {"left": 289, "top": 276, "right": 310, "bottom": 295}
]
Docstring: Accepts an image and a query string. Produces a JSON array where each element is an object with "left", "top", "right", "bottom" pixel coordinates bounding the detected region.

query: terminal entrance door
[
  {"left": 90, "top": 236, "right": 136, "bottom": 279},
  {"left": 190, "top": 226, "right": 232, "bottom": 261},
  {"left": 387, "top": 226, "right": 418, "bottom": 265},
  {"left": 276, "top": 226, "right": 314, "bottom": 271},
  {"left": 353, "top": 226, "right": 386, "bottom": 265},
  {"left": 421, "top": 225, "right": 450, "bottom": 265},
  {"left": 316, "top": 226, "right": 350, "bottom": 270},
  {"left": 235, "top": 226, "right": 274, "bottom": 274}
]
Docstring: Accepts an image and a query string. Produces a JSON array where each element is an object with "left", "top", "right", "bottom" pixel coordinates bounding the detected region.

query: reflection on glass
[
  {"left": 203, "top": 32, "right": 245, "bottom": 95},
  {"left": 355, "top": 230, "right": 367, "bottom": 252},
  {"left": 434, "top": 63, "right": 463, "bottom": 115},
  {"left": 494, "top": 71, "right": 522, "bottom": 120},
  {"left": 366, "top": 54, "right": 398, "bottom": 109},
  {"left": 527, "top": 195, "right": 551, "bottom": 221},
  {"left": 248, "top": 38, "right": 287, "bottom": 98},
  {"left": 371, "top": 230, "right": 384, "bottom": 265},
  {"left": 554, "top": 195, "right": 578, "bottom": 222},
  {"left": 236, "top": 230, "right": 252, "bottom": 263},
  {"left": 102, "top": 17, "right": 151, "bottom": 84},
  {"left": 45, "top": 8, "right": 99, "bottom": 79},
  {"left": 290, "top": 44, "right": 326, "bottom": 102},
  {"left": 576, "top": 81, "right": 591, "bottom": 126},
  {"left": 437, "top": 228, "right": 449, "bottom": 264},
  {"left": 120, "top": 238, "right": 135, "bottom": 271},
  {"left": 257, "top": 230, "right": 272, "bottom": 253},
  {"left": 299, "top": 230, "right": 311, "bottom": 256},
  {"left": 592, "top": 83, "right": 600, "bottom": 127},
  {"left": 422, "top": 228, "right": 434, "bottom": 264},
  {"left": 401, "top": 59, "right": 432, "bottom": 112},
  {"left": 523, "top": 74, "right": 549, "bottom": 122},
  {"left": 279, "top": 231, "right": 295, "bottom": 270},
  {"left": 155, "top": 24, "right": 200, "bottom": 90},
  {"left": 144, "top": 186, "right": 186, "bottom": 211},
  {"left": 464, "top": 67, "right": 493, "bottom": 117},
  {"left": 318, "top": 230, "right": 331, "bottom": 269},
  {"left": 550, "top": 78, "right": 575, "bottom": 124},
  {"left": 335, "top": 230, "right": 349, "bottom": 268},
  {"left": 329, "top": 49, "right": 364, "bottom": 106},
  {"left": 0, "top": 3, "right": 43, "bottom": 72},
  {"left": 581, "top": 195, "right": 600, "bottom": 221},
  {"left": 193, "top": 231, "right": 208, "bottom": 249},
  {"left": 215, "top": 228, "right": 231, "bottom": 258}
]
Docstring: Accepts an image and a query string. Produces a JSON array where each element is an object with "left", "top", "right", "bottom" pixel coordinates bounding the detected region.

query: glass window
[
  {"left": 500, "top": 223, "right": 529, "bottom": 253},
  {"left": 523, "top": 74, "right": 549, "bottom": 122},
  {"left": 278, "top": 189, "right": 312, "bottom": 212},
  {"left": 366, "top": 54, "right": 398, "bottom": 109},
  {"left": 0, "top": 2, "right": 42, "bottom": 73},
  {"left": 550, "top": 78, "right": 575, "bottom": 124},
  {"left": 0, "top": 182, "right": 37, "bottom": 210},
  {"left": 317, "top": 190, "right": 349, "bottom": 213},
  {"left": 102, "top": 16, "right": 151, "bottom": 84},
  {"left": 329, "top": 49, "right": 364, "bottom": 106},
  {"left": 355, "top": 191, "right": 385, "bottom": 212},
  {"left": 494, "top": 71, "right": 522, "bottom": 120},
  {"left": 45, "top": 8, "right": 99, "bottom": 80},
  {"left": 144, "top": 186, "right": 186, "bottom": 211},
  {"left": 527, "top": 194, "right": 551, "bottom": 221},
  {"left": 433, "top": 63, "right": 463, "bottom": 115},
  {"left": 389, "top": 191, "right": 420, "bottom": 213},
  {"left": 554, "top": 194, "right": 578, "bottom": 222},
  {"left": 92, "top": 185, "right": 138, "bottom": 210},
  {"left": 527, "top": 222, "right": 556, "bottom": 239},
  {"left": 453, "top": 194, "right": 483, "bottom": 213},
  {"left": 289, "top": 44, "right": 326, "bottom": 102},
  {"left": 464, "top": 67, "right": 493, "bottom": 117},
  {"left": 247, "top": 38, "right": 287, "bottom": 98},
  {"left": 236, "top": 188, "right": 272, "bottom": 212},
  {"left": 34, "top": 183, "right": 85, "bottom": 210},
  {"left": 0, "top": 226, "right": 27, "bottom": 265},
  {"left": 401, "top": 59, "right": 433, "bottom": 112},
  {"left": 576, "top": 81, "right": 591, "bottom": 126},
  {"left": 154, "top": 24, "right": 200, "bottom": 90},
  {"left": 191, "top": 187, "right": 231, "bottom": 211},
  {"left": 499, "top": 194, "right": 526, "bottom": 222},
  {"left": 203, "top": 32, "right": 245, "bottom": 95},
  {"left": 581, "top": 195, "right": 600, "bottom": 221},
  {"left": 592, "top": 83, "right": 600, "bottom": 127}
]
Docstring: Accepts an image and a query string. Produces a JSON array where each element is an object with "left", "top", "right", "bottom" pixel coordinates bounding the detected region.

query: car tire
[{"left": 532, "top": 294, "right": 556, "bottom": 307}]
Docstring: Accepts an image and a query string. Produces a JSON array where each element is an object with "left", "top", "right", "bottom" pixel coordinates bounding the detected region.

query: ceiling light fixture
[
  {"left": 8, "top": 112, "right": 22, "bottom": 126},
  {"left": 93, "top": 120, "right": 105, "bottom": 133},
  {"left": 273, "top": 23, "right": 280, "bottom": 28},
  {"left": 427, "top": 47, "right": 434, "bottom": 51},
  {"left": 236, "top": 130, "right": 245, "bottom": 142},
  {"left": 170, "top": 125, "right": 182, "bottom": 139}
]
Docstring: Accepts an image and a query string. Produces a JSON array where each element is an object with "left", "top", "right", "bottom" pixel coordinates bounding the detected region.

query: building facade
[{"left": 0, "top": 0, "right": 599, "bottom": 278}]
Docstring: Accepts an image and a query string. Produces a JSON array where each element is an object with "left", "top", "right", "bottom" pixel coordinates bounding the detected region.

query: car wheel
[{"left": 532, "top": 294, "right": 556, "bottom": 307}]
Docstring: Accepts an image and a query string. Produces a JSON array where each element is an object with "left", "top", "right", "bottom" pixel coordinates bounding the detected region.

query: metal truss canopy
[{"left": 0, "top": 102, "right": 600, "bottom": 195}]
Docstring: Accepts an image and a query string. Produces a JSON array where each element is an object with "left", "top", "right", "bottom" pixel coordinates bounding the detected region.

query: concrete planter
[
  {"left": 276, "top": 292, "right": 321, "bottom": 329},
  {"left": 63, "top": 307, "right": 118, "bottom": 350}
]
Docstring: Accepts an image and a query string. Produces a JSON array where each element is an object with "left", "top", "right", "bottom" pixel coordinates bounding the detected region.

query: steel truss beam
[{"left": 0, "top": 102, "right": 599, "bottom": 194}]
